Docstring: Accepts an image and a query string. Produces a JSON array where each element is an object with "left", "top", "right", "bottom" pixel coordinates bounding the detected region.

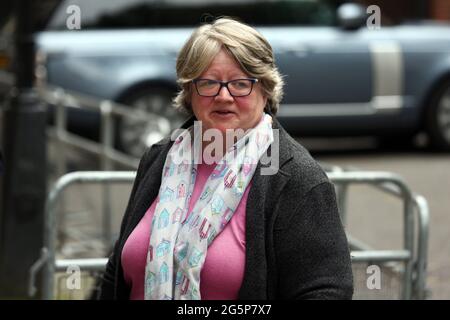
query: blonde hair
[{"left": 174, "top": 17, "right": 284, "bottom": 115}]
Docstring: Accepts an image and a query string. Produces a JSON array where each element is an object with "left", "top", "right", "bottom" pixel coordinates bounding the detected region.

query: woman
[{"left": 98, "top": 18, "right": 353, "bottom": 300}]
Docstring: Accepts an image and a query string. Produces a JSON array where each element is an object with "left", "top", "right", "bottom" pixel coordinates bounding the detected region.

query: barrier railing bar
[
  {"left": 351, "top": 250, "right": 410, "bottom": 262},
  {"left": 53, "top": 89, "right": 68, "bottom": 246},
  {"left": 38, "top": 85, "right": 165, "bottom": 122},
  {"left": 100, "top": 101, "right": 114, "bottom": 249},
  {"left": 403, "top": 190, "right": 415, "bottom": 300},
  {"left": 46, "top": 128, "right": 140, "bottom": 169},
  {"left": 414, "top": 195, "right": 429, "bottom": 299},
  {"left": 54, "top": 88, "right": 67, "bottom": 176},
  {"left": 49, "top": 249, "right": 411, "bottom": 282},
  {"left": 100, "top": 100, "right": 115, "bottom": 171},
  {"left": 55, "top": 258, "right": 108, "bottom": 272}
]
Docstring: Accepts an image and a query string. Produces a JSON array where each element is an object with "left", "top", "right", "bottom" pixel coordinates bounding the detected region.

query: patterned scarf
[{"left": 144, "top": 113, "right": 274, "bottom": 300}]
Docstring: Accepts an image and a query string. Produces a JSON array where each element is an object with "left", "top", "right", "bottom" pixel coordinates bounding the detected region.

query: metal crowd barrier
[
  {"left": 326, "top": 170, "right": 429, "bottom": 300},
  {"left": 29, "top": 169, "right": 429, "bottom": 300},
  {"left": 29, "top": 171, "right": 136, "bottom": 299},
  {"left": 323, "top": 162, "right": 429, "bottom": 299}
]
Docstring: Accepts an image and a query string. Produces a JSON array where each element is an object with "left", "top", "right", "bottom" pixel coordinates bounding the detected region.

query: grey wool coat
[{"left": 98, "top": 115, "right": 354, "bottom": 300}]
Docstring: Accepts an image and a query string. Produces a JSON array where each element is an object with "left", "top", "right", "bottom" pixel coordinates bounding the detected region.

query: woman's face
[{"left": 190, "top": 49, "right": 267, "bottom": 135}]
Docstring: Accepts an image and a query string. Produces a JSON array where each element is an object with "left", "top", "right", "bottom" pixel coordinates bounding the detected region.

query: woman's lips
[{"left": 211, "top": 110, "right": 236, "bottom": 118}]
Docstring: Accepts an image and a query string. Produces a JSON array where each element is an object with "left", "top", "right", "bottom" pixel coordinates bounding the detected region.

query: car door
[{"left": 266, "top": 27, "right": 373, "bottom": 119}]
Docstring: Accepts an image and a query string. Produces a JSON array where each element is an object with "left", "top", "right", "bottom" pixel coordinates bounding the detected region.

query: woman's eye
[
  {"left": 199, "top": 80, "right": 216, "bottom": 87},
  {"left": 233, "top": 81, "right": 249, "bottom": 89},
  {"left": 205, "top": 80, "right": 217, "bottom": 87}
]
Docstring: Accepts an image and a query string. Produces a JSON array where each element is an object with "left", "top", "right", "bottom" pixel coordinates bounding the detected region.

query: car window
[{"left": 46, "top": 0, "right": 337, "bottom": 30}]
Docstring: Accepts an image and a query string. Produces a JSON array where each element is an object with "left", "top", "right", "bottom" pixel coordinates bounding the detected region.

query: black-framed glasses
[{"left": 192, "top": 78, "right": 258, "bottom": 97}]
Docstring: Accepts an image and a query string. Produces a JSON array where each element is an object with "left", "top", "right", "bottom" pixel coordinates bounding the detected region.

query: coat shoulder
[
  {"left": 273, "top": 134, "right": 339, "bottom": 232},
  {"left": 140, "top": 137, "right": 172, "bottom": 167},
  {"left": 282, "top": 134, "right": 330, "bottom": 194}
]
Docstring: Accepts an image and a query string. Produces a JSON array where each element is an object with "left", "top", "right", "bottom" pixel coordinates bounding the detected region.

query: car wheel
[
  {"left": 426, "top": 80, "right": 450, "bottom": 152},
  {"left": 118, "top": 87, "right": 188, "bottom": 157}
]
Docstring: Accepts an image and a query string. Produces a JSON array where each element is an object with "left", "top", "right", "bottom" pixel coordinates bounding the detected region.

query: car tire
[
  {"left": 425, "top": 79, "right": 450, "bottom": 152},
  {"left": 116, "top": 86, "right": 187, "bottom": 158}
]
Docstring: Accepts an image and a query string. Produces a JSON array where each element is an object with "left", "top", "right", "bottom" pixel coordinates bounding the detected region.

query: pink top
[{"left": 121, "top": 162, "right": 250, "bottom": 300}]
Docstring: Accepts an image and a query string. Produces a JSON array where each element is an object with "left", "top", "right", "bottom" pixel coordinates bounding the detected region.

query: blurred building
[
  {"left": 356, "top": 0, "right": 450, "bottom": 23},
  {"left": 431, "top": 0, "right": 450, "bottom": 21}
]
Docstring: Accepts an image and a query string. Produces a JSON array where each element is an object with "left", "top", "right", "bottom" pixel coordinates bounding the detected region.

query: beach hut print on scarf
[
  {"left": 243, "top": 156, "right": 254, "bottom": 176},
  {"left": 211, "top": 161, "right": 227, "bottom": 179},
  {"left": 172, "top": 207, "right": 183, "bottom": 224},
  {"left": 200, "top": 186, "right": 212, "bottom": 201},
  {"left": 177, "top": 181, "right": 186, "bottom": 199},
  {"left": 186, "top": 213, "right": 200, "bottom": 231},
  {"left": 175, "top": 270, "right": 183, "bottom": 286},
  {"left": 163, "top": 162, "right": 176, "bottom": 177},
  {"left": 191, "top": 167, "right": 197, "bottom": 182},
  {"left": 174, "top": 241, "right": 188, "bottom": 262},
  {"left": 188, "top": 246, "right": 203, "bottom": 268},
  {"left": 233, "top": 176, "right": 245, "bottom": 196},
  {"left": 174, "top": 135, "right": 183, "bottom": 145},
  {"left": 148, "top": 245, "right": 154, "bottom": 262},
  {"left": 158, "top": 208, "right": 170, "bottom": 229},
  {"left": 210, "top": 195, "right": 225, "bottom": 215},
  {"left": 199, "top": 217, "right": 212, "bottom": 241},
  {"left": 207, "top": 228, "right": 217, "bottom": 245},
  {"left": 146, "top": 271, "right": 157, "bottom": 292},
  {"left": 189, "top": 286, "right": 200, "bottom": 300},
  {"left": 224, "top": 169, "right": 237, "bottom": 188},
  {"left": 220, "top": 207, "right": 234, "bottom": 230},
  {"left": 156, "top": 239, "right": 171, "bottom": 257},
  {"left": 151, "top": 217, "right": 156, "bottom": 232},
  {"left": 160, "top": 187, "right": 174, "bottom": 203},
  {"left": 177, "top": 160, "right": 189, "bottom": 174},
  {"left": 159, "top": 262, "right": 169, "bottom": 284},
  {"left": 228, "top": 144, "right": 238, "bottom": 159},
  {"left": 180, "top": 274, "right": 190, "bottom": 295}
]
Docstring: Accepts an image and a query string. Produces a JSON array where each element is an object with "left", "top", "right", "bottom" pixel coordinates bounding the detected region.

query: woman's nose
[{"left": 215, "top": 85, "right": 234, "bottom": 102}]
